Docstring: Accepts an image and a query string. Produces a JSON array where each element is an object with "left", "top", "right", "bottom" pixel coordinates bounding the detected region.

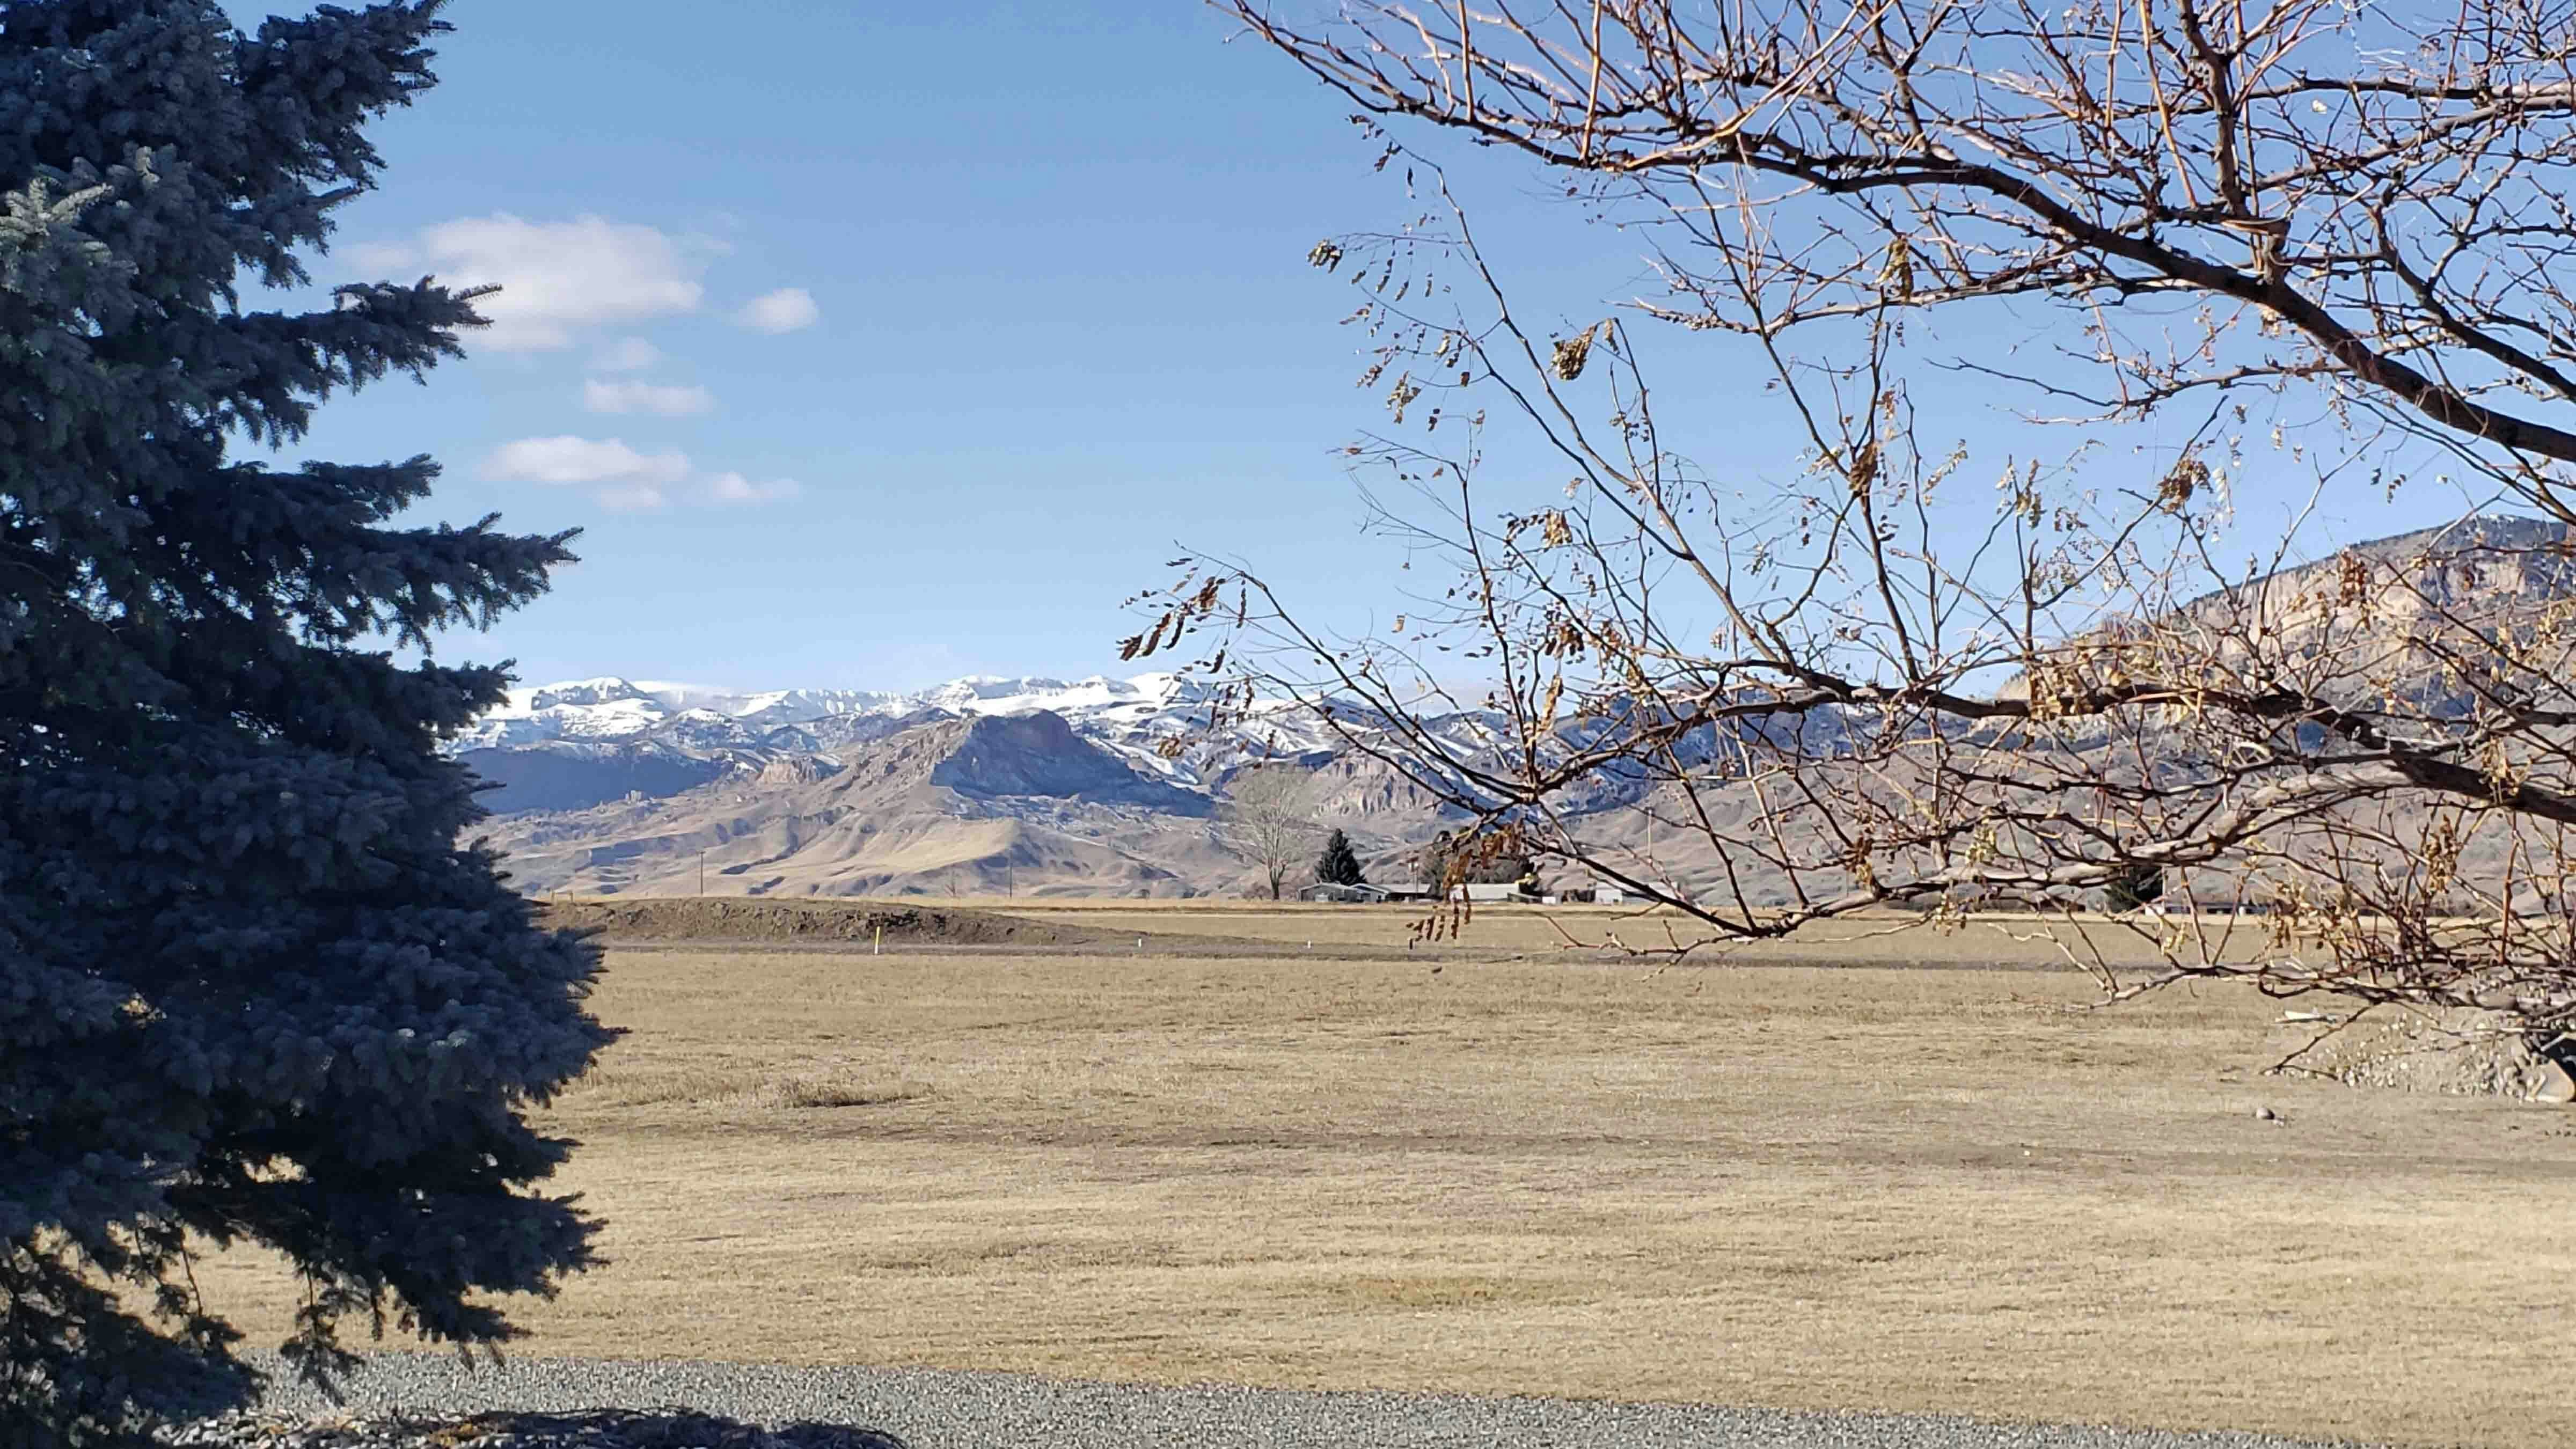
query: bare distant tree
[
  {"left": 1125, "top": 0, "right": 2576, "bottom": 1042},
  {"left": 1222, "top": 767, "right": 1321, "bottom": 899}
]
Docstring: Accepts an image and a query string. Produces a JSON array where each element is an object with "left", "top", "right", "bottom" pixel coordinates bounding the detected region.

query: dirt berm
[{"left": 537, "top": 898, "right": 1106, "bottom": 948}]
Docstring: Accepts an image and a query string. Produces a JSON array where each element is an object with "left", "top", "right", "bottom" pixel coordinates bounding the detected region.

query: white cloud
[
  {"left": 486, "top": 438, "right": 802, "bottom": 513},
  {"left": 594, "top": 483, "right": 670, "bottom": 513},
  {"left": 705, "top": 472, "right": 803, "bottom": 506},
  {"left": 486, "top": 435, "right": 692, "bottom": 488},
  {"left": 366, "top": 215, "right": 705, "bottom": 351},
  {"left": 736, "top": 287, "right": 819, "bottom": 334},
  {"left": 591, "top": 336, "right": 664, "bottom": 372},
  {"left": 584, "top": 378, "right": 715, "bottom": 417}
]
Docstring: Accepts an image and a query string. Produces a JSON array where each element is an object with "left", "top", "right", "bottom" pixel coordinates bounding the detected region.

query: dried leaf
[{"left": 1552, "top": 326, "right": 1596, "bottom": 381}]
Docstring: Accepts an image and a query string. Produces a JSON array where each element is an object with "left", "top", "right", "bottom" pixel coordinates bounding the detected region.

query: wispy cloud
[
  {"left": 486, "top": 435, "right": 691, "bottom": 510},
  {"left": 736, "top": 287, "right": 820, "bottom": 334},
  {"left": 705, "top": 472, "right": 803, "bottom": 506},
  {"left": 590, "top": 336, "right": 664, "bottom": 372},
  {"left": 486, "top": 438, "right": 801, "bottom": 512},
  {"left": 486, "top": 435, "right": 691, "bottom": 487},
  {"left": 360, "top": 215, "right": 705, "bottom": 350},
  {"left": 592, "top": 483, "right": 671, "bottom": 514},
  {"left": 584, "top": 378, "right": 716, "bottom": 417}
]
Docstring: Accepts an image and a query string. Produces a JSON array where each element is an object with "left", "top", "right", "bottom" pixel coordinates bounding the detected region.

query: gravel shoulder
[{"left": 235, "top": 1354, "right": 2370, "bottom": 1449}]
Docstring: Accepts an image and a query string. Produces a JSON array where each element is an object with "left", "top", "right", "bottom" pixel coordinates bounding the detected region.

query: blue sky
[
  {"left": 244, "top": 0, "right": 1451, "bottom": 689},
  {"left": 240, "top": 1, "right": 2476, "bottom": 692}
]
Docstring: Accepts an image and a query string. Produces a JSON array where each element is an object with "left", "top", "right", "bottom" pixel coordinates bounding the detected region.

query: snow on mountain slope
[
  {"left": 457, "top": 671, "right": 1335, "bottom": 785},
  {"left": 470, "top": 679, "right": 911, "bottom": 748},
  {"left": 478, "top": 708, "right": 1241, "bottom": 898},
  {"left": 471, "top": 674, "right": 1139, "bottom": 745},
  {"left": 462, "top": 676, "right": 1782, "bottom": 897}
]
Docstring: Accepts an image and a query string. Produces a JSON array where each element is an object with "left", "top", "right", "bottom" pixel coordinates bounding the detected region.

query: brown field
[
  {"left": 191, "top": 925, "right": 2576, "bottom": 1447},
  {"left": 999, "top": 899, "right": 2209, "bottom": 965}
]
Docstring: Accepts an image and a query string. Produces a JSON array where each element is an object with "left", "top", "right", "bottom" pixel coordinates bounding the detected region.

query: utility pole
[{"left": 698, "top": 850, "right": 705, "bottom": 897}]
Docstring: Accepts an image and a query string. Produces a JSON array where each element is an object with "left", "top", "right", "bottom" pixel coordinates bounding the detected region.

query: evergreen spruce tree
[
  {"left": 0, "top": 4, "right": 614, "bottom": 1442},
  {"left": 1314, "top": 829, "right": 1364, "bottom": 887},
  {"left": 2104, "top": 862, "right": 2167, "bottom": 913}
]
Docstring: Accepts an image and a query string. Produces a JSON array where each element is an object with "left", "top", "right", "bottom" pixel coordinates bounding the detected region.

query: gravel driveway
[{"left": 213, "top": 1353, "right": 2367, "bottom": 1449}]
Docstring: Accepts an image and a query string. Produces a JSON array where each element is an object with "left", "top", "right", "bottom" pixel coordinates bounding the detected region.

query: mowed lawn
[{"left": 194, "top": 941, "right": 2576, "bottom": 1446}]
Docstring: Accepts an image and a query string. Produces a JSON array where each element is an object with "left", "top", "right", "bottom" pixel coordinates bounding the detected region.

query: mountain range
[
  {"left": 456, "top": 671, "right": 1320, "bottom": 807},
  {"left": 462, "top": 672, "right": 1469, "bottom": 897},
  {"left": 464, "top": 518, "right": 2576, "bottom": 900}
]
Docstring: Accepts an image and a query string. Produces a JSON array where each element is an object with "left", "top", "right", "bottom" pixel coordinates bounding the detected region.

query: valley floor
[{"left": 193, "top": 923, "right": 2576, "bottom": 1446}]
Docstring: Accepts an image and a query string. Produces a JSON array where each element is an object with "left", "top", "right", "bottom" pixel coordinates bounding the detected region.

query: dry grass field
[
  {"left": 191, "top": 927, "right": 2576, "bottom": 1447},
  {"left": 1000, "top": 899, "right": 2210, "bottom": 965}
]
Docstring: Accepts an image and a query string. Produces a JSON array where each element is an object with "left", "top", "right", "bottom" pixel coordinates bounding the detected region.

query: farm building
[{"left": 1298, "top": 882, "right": 1439, "bottom": 904}]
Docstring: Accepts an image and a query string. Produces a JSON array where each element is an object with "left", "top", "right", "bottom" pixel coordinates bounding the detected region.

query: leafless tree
[
  {"left": 1222, "top": 766, "right": 1322, "bottom": 899},
  {"left": 1125, "top": 0, "right": 2576, "bottom": 1043}
]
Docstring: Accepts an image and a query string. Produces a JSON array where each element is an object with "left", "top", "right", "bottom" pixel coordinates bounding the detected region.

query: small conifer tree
[
  {"left": 1, "top": 5, "right": 613, "bottom": 1443},
  {"left": 2105, "top": 862, "right": 2167, "bottom": 913},
  {"left": 1315, "top": 829, "right": 1365, "bottom": 887}
]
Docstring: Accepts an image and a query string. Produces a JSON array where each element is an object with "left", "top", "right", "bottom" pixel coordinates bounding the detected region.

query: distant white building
[{"left": 1298, "top": 882, "right": 1440, "bottom": 904}]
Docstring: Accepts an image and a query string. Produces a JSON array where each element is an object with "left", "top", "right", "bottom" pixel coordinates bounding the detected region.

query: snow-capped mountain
[
  {"left": 463, "top": 673, "right": 1210, "bottom": 749},
  {"left": 452, "top": 672, "right": 1355, "bottom": 814},
  {"left": 456, "top": 671, "right": 1840, "bottom": 898},
  {"left": 459, "top": 674, "right": 1762, "bottom": 899}
]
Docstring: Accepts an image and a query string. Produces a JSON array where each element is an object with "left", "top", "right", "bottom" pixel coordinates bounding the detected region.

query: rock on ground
[
  {"left": 162, "top": 1407, "right": 903, "bottom": 1448},
  {"left": 169, "top": 1353, "right": 2369, "bottom": 1449},
  {"left": 2283, "top": 1006, "right": 2576, "bottom": 1102}
]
